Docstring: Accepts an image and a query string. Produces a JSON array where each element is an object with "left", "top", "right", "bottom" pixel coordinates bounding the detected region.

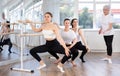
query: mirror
[
  {"left": 0, "top": 0, "right": 24, "bottom": 65},
  {"left": 0, "top": 0, "right": 44, "bottom": 66}
]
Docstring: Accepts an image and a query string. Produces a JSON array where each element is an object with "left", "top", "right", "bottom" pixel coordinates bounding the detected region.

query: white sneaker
[
  {"left": 57, "top": 65, "right": 65, "bottom": 73},
  {"left": 37, "top": 64, "right": 46, "bottom": 69},
  {"left": 108, "top": 59, "right": 112, "bottom": 64},
  {"left": 101, "top": 58, "right": 109, "bottom": 61}
]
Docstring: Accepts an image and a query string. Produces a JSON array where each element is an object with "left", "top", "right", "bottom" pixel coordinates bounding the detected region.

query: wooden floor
[
  {"left": 0, "top": 52, "right": 120, "bottom": 76},
  {"left": 0, "top": 45, "right": 30, "bottom": 61}
]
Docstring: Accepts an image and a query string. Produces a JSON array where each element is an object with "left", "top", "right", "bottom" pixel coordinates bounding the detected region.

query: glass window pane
[
  {"left": 111, "top": 4, "right": 120, "bottom": 29},
  {"left": 111, "top": 0, "right": 120, "bottom": 1},
  {"left": 60, "top": 0, "right": 74, "bottom": 2},
  {"left": 96, "top": 0, "right": 109, "bottom": 2},
  {"left": 78, "top": 3, "right": 93, "bottom": 29},
  {"left": 79, "top": 0, "right": 93, "bottom": 2},
  {"left": 60, "top": 4, "right": 74, "bottom": 25},
  {"left": 95, "top": 3, "right": 109, "bottom": 28}
]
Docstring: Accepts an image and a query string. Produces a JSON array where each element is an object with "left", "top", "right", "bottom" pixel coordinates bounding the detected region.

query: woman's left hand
[
  {"left": 65, "top": 47, "right": 70, "bottom": 56},
  {"left": 86, "top": 45, "right": 90, "bottom": 52},
  {"left": 67, "top": 46, "right": 72, "bottom": 49}
]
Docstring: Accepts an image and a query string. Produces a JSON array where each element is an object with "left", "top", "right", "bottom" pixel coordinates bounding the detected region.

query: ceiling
[{"left": 0, "top": 0, "right": 42, "bottom": 13}]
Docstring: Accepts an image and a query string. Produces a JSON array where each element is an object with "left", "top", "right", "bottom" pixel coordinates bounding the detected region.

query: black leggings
[
  {"left": 74, "top": 41, "right": 87, "bottom": 59},
  {"left": 66, "top": 45, "right": 79, "bottom": 61},
  {"left": 49, "top": 41, "right": 87, "bottom": 62},
  {"left": 49, "top": 44, "right": 79, "bottom": 61},
  {"left": 30, "top": 39, "right": 71, "bottom": 64},
  {"left": 104, "top": 35, "right": 114, "bottom": 56},
  {"left": 0, "top": 38, "right": 12, "bottom": 53}
]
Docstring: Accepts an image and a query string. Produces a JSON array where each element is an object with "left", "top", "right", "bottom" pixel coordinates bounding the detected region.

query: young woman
[
  {"left": 23, "top": 12, "right": 71, "bottom": 73},
  {"left": 0, "top": 21, "right": 14, "bottom": 53},
  {"left": 60, "top": 18, "right": 79, "bottom": 66},
  {"left": 99, "top": 5, "right": 114, "bottom": 64},
  {"left": 71, "top": 18, "right": 90, "bottom": 62}
]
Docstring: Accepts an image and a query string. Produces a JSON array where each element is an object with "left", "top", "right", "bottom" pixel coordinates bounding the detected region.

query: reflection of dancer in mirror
[
  {"left": 71, "top": 18, "right": 90, "bottom": 63},
  {"left": 0, "top": 13, "right": 15, "bottom": 53},
  {"left": 98, "top": 5, "right": 114, "bottom": 64},
  {"left": 20, "top": 12, "right": 71, "bottom": 73}
]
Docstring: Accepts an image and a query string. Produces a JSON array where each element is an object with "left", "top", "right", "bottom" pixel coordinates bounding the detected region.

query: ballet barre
[
  {"left": 0, "top": 32, "right": 18, "bottom": 35},
  {"left": 18, "top": 19, "right": 44, "bottom": 24},
  {"left": 10, "top": 20, "right": 44, "bottom": 73},
  {"left": 17, "top": 33, "right": 43, "bottom": 37},
  {"left": 1, "top": 22, "right": 19, "bottom": 26},
  {"left": 10, "top": 25, "right": 34, "bottom": 73}
]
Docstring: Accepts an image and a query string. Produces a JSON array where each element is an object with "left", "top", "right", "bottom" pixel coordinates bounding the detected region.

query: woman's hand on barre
[
  {"left": 18, "top": 19, "right": 44, "bottom": 25},
  {"left": 18, "top": 20, "right": 27, "bottom": 25},
  {"left": 1, "top": 22, "right": 18, "bottom": 26},
  {"left": 11, "top": 23, "right": 19, "bottom": 25},
  {"left": 25, "top": 19, "right": 32, "bottom": 23},
  {"left": 25, "top": 19, "right": 44, "bottom": 24}
]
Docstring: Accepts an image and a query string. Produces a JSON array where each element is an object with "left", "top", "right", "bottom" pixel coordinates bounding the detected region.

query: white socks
[
  {"left": 101, "top": 58, "right": 112, "bottom": 64},
  {"left": 108, "top": 59, "right": 112, "bottom": 64},
  {"left": 37, "top": 64, "right": 46, "bottom": 69},
  {"left": 57, "top": 65, "right": 65, "bottom": 73}
]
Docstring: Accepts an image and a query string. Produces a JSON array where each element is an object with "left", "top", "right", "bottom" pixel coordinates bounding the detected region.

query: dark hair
[
  {"left": 71, "top": 18, "right": 77, "bottom": 28},
  {"left": 64, "top": 18, "right": 70, "bottom": 23},
  {"left": 6, "top": 21, "right": 10, "bottom": 28},
  {"left": 45, "top": 12, "right": 53, "bottom": 17}
]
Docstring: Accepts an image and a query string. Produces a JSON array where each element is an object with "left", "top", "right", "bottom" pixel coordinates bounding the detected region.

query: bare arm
[
  {"left": 53, "top": 24, "right": 70, "bottom": 56},
  {"left": 18, "top": 20, "right": 43, "bottom": 32},
  {"left": 29, "top": 23, "right": 42, "bottom": 32},
  {"left": 78, "top": 29, "right": 90, "bottom": 51},
  {"left": 68, "top": 38, "right": 77, "bottom": 49},
  {"left": 99, "top": 28, "right": 102, "bottom": 34}
]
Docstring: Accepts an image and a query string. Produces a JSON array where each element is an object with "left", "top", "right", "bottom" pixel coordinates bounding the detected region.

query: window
[
  {"left": 79, "top": 0, "right": 93, "bottom": 2},
  {"left": 111, "top": 3, "right": 120, "bottom": 28},
  {"left": 25, "top": 0, "right": 43, "bottom": 30},
  {"left": 9, "top": 3, "right": 23, "bottom": 30},
  {"left": 78, "top": 3, "right": 93, "bottom": 28},
  {"left": 60, "top": 3, "right": 74, "bottom": 25},
  {"left": 96, "top": 0, "right": 109, "bottom": 2}
]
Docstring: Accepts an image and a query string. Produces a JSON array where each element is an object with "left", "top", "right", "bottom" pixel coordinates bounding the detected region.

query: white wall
[
  {"left": 84, "top": 29, "right": 120, "bottom": 52},
  {"left": 11, "top": 29, "right": 120, "bottom": 52}
]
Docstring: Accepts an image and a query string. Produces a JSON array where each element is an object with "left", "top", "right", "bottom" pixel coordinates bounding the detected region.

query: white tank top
[
  {"left": 61, "top": 29, "right": 76, "bottom": 44},
  {"left": 74, "top": 28, "right": 81, "bottom": 42},
  {"left": 42, "top": 30, "right": 56, "bottom": 39}
]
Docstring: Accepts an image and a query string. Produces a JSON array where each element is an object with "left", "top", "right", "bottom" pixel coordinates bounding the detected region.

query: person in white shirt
[
  {"left": 61, "top": 18, "right": 79, "bottom": 66},
  {"left": 71, "top": 18, "right": 90, "bottom": 63},
  {"left": 98, "top": 5, "right": 114, "bottom": 64}
]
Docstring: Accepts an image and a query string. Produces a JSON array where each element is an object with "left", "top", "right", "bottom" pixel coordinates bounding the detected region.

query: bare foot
[
  {"left": 54, "top": 59, "right": 61, "bottom": 64},
  {"left": 71, "top": 61, "right": 77, "bottom": 67}
]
